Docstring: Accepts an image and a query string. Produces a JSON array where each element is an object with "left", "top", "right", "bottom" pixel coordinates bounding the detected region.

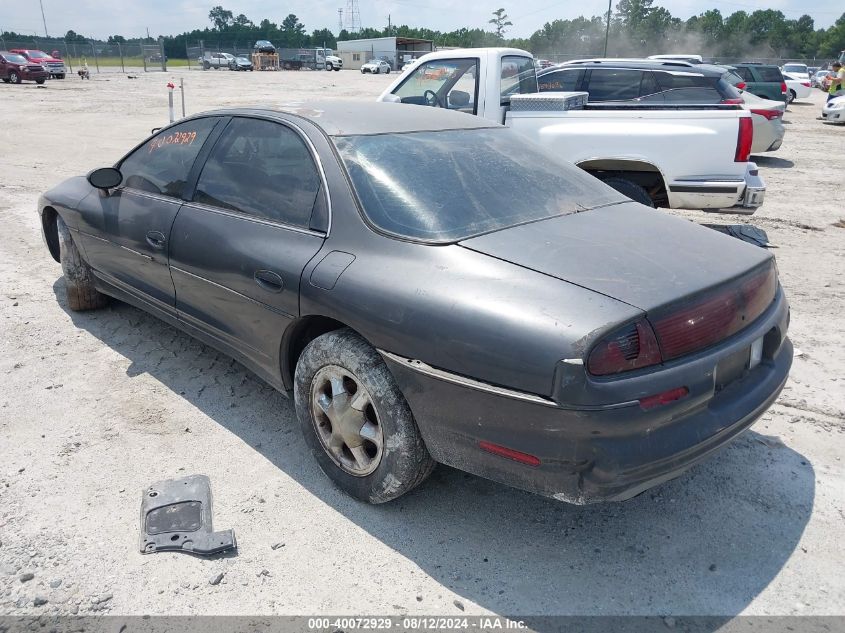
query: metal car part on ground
[{"left": 140, "top": 474, "right": 236, "bottom": 555}]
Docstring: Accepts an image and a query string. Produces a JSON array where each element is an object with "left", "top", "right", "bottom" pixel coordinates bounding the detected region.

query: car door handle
[
  {"left": 254, "top": 270, "right": 284, "bottom": 293},
  {"left": 146, "top": 231, "right": 166, "bottom": 250}
]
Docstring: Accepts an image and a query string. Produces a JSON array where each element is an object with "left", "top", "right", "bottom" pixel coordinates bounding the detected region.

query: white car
[
  {"left": 739, "top": 91, "right": 786, "bottom": 153},
  {"left": 783, "top": 72, "right": 813, "bottom": 102},
  {"left": 781, "top": 63, "right": 809, "bottom": 78},
  {"left": 822, "top": 94, "right": 845, "bottom": 123},
  {"left": 361, "top": 60, "right": 391, "bottom": 74}
]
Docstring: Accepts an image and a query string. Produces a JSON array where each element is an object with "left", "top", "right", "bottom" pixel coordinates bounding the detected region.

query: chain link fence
[
  {"left": 184, "top": 41, "right": 328, "bottom": 71},
  {"left": 0, "top": 37, "right": 168, "bottom": 73}
]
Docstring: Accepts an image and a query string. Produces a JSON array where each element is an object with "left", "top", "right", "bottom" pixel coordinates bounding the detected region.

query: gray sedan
[{"left": 38, "top": 102, "right": 792, "bottom": 504}]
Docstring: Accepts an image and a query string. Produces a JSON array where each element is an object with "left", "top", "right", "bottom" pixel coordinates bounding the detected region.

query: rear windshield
[
  {"left": 757, "top": 66, "right": 784, "bottom": 82},
  {"left": 334, "top": 128, "right": 624, "bottom": 243},
  {"left": 782, "top": 64, "right": 806, "bottom": 73}
]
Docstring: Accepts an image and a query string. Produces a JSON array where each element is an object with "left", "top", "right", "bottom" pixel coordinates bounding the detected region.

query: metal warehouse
[{"left": 336, "top": 36, "right": 434, "bottom": 70}]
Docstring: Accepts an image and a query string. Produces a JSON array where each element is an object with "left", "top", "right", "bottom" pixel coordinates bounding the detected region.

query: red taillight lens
[
  {"left": 639, "top": 386, "right": 689, "bottom": 410},
  {"left": 750, "top": 108, "right": 783, "bottom": 121},
  {"left": 801, "top": 82, "right": 810, "bottom": 87},
  {"left": 735, "top": 116, "right": 753, "bottom": 162},
  {"left": 587, "top": 318, "right": 662, "bottom": 376},
  {"left": 736, "top": 81, "right": 747, "bottom": 90},
  {"left": 650, "top": 263, "right": 777, "bottom": 361},
  {"left": 721, "top": 97, "right": 744, "bottom": 105},
  {"left": 478, "top": 441, "right": 541, "bottom": 467},
  {"left": 780, "top": 81, "right": 787, "bottom": 93}
]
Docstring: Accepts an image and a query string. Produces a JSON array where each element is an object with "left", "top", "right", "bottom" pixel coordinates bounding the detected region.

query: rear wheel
[
  {"left": 788, "top": 89, "right": 796, "bottom": 103},
  {"left": 36, "top": 79, "right": 45, "bottom": 85},
  {"left": 56, "top": 216, "right": 108, "bottom": 311},
  {"left": 601, "top": 176, "right": 655, "bottom": 207},
  {"left": 203, "top": 60, "right": 210, "bottom": 70},
  {"left": 57, "top": 74, "right": 65, "bottom": 79},
  {"left": 294, "top": 328, "right": 435, "bottom": 504},
  {"left": 9, "top": 71, "right": 21, "bottom": 84}
]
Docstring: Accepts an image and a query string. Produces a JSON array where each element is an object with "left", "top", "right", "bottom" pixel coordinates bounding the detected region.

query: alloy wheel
[{"left": 310, "top": 365, "right": 384, "bottom": 476}]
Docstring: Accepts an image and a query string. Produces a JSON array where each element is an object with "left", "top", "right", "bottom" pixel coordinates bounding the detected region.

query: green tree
[
  {"left": 489, "top": 8, "right": 513, "bottom": 41},
  {"left": 209, "top": 6, "right": 234, "bottom": 30}
]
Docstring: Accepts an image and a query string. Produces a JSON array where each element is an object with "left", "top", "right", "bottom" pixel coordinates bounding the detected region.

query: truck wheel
[
  {"left": 57, "top": 74, "right": 65, "bottom": 79},
  {"left": 334, "top": 67, "right": 340, "bottom": 71},
  {"left": 203, "top": 60, "right": 210, "bottom": 70},
  {"left": 326, "top": 62, "right": 333, "bottom": 71},
  {"left": 294, "top": 328, "right": 435, "bottom": 504},
  {"left": 56, "top": 216, "right": 108, "bottom": 311},
  {"left": 9, "top": 71, "right": 21, "bottom": 84},
  {"left": 601, "top": 177, "right": 655, "bottom": 207}
]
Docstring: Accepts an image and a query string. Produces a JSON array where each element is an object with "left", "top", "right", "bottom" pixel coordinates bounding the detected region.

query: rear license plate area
[{"left": 715, "top": 346, "right": 750, "bottom": 392}]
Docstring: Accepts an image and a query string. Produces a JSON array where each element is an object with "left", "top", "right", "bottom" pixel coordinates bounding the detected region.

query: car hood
[{"left": 458, "top": 202, "right": 773, "bottom": 313}]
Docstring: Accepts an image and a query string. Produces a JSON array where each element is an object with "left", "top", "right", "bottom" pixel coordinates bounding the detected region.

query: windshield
[
  {"left": 2, "top": 54, "right": 29, "bottom": 64},
  {"left": 334, "top": 128, "right": 624, "bottom": 243},
  {"left": 27, "top": 51, "right": 49, "bottom": 59},
  {"left": 783, "top": 64, "right": 806, "bottom": 73}
]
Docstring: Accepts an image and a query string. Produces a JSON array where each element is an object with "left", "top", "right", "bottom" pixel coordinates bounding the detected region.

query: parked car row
[{"left": 0, "top": 48, "right": 68, "bottom": 84}]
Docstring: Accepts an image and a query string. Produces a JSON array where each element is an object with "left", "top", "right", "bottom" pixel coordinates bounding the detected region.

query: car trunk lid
[{"left": 458, "top": 201, "right": 773, "bottom": 313}]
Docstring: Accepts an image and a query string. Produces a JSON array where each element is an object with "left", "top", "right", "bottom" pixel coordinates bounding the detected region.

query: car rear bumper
[{"left": 380, "top": 289, "right": 791, "bottom": 503}]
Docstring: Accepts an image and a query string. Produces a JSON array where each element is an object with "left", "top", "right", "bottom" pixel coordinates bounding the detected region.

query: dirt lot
[{"left": 0, "top": 68, "right": 843, "bottom": 619}]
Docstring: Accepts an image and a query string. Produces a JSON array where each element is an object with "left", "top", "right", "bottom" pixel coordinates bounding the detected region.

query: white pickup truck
[{"left": 378, "top": 48, "right": 765, "bottom": 212}]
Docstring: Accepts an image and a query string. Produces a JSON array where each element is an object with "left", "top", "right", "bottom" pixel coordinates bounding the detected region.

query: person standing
[{"left": 828, "top": 61, "right": 845, "bottom": 101}]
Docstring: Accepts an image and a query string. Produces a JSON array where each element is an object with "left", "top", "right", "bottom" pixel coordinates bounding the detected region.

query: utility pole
[
  {"left": 387, "top": 14, "right": 391, "bottom": 36},
  {"left": 39, "top": 0, "right": 49, "bottom": 37},
  {"left": 603, "top": 0, "right": 612, "bottom": 57}
]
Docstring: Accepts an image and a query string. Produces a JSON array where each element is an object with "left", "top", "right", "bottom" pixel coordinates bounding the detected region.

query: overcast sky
[{"left": 5, "top": 0, "right": 843, "bottom": 41}]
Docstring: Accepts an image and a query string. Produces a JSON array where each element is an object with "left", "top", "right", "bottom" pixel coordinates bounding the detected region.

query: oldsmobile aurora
[{"left": 38, "top": 102, "right": 792, "bottom": 504}]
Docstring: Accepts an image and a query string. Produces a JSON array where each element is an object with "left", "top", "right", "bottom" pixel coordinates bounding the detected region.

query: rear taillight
[
  {"left": 750, "top": 108, "right": 782, "bottom": 121},
  {"left": 721, "top": 97, "right": 744, "bottom": 105},
  {"left": 801, "top": 82, "right": 810, "bottom": 87},
  {"left": 780, "top": 81, "right": 787, "bottom": 93},
  {"left": 650, "top": 263, "right": 777, "bottom": 361},
  {"left": 587, "top": 318, "right": 662, "bottom": 376},
  {"left": 586, "top": 263, "right": 778, "bottom": 376},
  {"left": 735, "top": 81, "right": 747, "bottom": 90},
  {"left": 735, "top": 116, "right": 753, "bottom": 162}
]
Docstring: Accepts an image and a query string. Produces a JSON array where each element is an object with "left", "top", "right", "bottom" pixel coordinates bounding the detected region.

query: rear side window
[
  {"left": 661, "top": 87, "right": 721, "bottom": 103},
  {"left": 501, "top": 55, "right": 539, "bottom": 103},
  {"left": 734, "top": 67, "right": 752, "bottom": 82},
  {"left": 757, "top": 67, "right": 784, "bottom": 82},
  {"left": 538, "top": 69, "right": 583, "bottom": 92},
  {"left": 584, "top": 69, "right": 643, "bottom": 101},
  {"left": 194, "top": 117, "right": 321, "bottom": 229},
  {"left": 119, "top": 118, "right": 218, "bottom": 199},
  {"left": 655, "top": 71, "right": 714, "bottom": 90}
]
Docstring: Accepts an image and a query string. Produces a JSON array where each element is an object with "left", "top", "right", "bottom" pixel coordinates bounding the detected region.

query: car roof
[
  {"left": 199, "top": 101, "right": 500, "bottom": 136},
  {"left": 541, "top": 59, "right": 726, "bottom": 77}
]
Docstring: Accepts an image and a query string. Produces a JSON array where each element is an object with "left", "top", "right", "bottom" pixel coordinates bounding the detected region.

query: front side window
[
  {"left": 393, "top": 58, "right": 479, "bottom": 112},
  {"left": 194, "top": 117, "right": 321, "bottom": 229},
  {"left": 500, "top": 55, "right": 538, "bottom": 103},
  {"left": 119, "top": 118, "right": 217, "bottom": 198},
  {"left": 585, "top": 69, "right": 643, "bottom": 101},
  {"left": 335, "top": 128, "right": 623, "bottom": 243}
]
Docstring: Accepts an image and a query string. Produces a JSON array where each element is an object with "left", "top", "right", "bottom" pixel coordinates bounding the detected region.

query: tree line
[{"left": 3, "top": 2, "right": 844, "bottom": 61}]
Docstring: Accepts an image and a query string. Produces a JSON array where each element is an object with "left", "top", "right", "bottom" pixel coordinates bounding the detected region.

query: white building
[{"left": 336, "top": 36, "right": 434, "bottom": 70}]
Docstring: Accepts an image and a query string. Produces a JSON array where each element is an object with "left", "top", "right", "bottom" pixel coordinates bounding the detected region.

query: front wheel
[
  {"left": 36, "top": 78, "right": 45, "bottom": 85},
  {"left": 294, "top": 328, "right": 435, "bottom": 504},
  {"left": 601, "top": 176, "right": 655, "bottom": 207},
  {"left": 56, "top": 74, "right": 65, "bottom": 79},
  {"left": 334, "top": 67, "right": 340, "bottom": 71},
  {"left": 326, "top": 62, "right": 333, "bottom": 71},
  {"left": 56, "top": 216, "right": 108, "bottom": 311}
]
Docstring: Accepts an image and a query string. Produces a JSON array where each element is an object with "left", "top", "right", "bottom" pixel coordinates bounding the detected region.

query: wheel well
[
  {"left": 578, "top": 160, "right": 668, "bottom": 207},
  {"left": 42, "top": 207, "right": 60, "bottom": 263},
  {"left": 281, "top": 315, "right": 350, "bottom": 390}
]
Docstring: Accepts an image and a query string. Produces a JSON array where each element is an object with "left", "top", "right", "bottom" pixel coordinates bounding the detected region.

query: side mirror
[
  {"left": 381, "top": 93, "right": 401, "bottom": 104},
  {"left": 87, "top": 167, "right": 123, "bottom": 190}
]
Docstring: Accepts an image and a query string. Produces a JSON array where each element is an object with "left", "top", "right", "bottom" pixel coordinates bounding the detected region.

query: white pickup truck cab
[{"left": 378, "top": 48, "right": 765, "bottom": 213}]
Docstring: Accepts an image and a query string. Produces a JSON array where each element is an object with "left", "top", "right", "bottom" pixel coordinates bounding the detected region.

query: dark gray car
[{"left": 38, "top": 102, "right": 792, "bottom": 504}]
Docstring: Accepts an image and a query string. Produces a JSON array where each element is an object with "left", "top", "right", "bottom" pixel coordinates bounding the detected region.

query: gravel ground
[{"left": 0, "top": 68, "right": 843, "bottom": 619}]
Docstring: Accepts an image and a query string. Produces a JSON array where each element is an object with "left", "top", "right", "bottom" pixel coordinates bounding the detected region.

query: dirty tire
[
  {"left": 56, "top": 216, "right": 108, "bottom": 311},
  {"left": 294, "top": 328, "right": 435, "bottom": 503},
  {"left": 601, "top": 177, "right": 655, "bottom": 207}
]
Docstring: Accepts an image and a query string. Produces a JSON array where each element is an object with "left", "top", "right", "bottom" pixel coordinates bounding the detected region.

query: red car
[
  {"left": 0, "top": 51, "right": 48, "bottom": 84},
  {"left": 9, "top": 48, "right": 66, "bottom": 79}
]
